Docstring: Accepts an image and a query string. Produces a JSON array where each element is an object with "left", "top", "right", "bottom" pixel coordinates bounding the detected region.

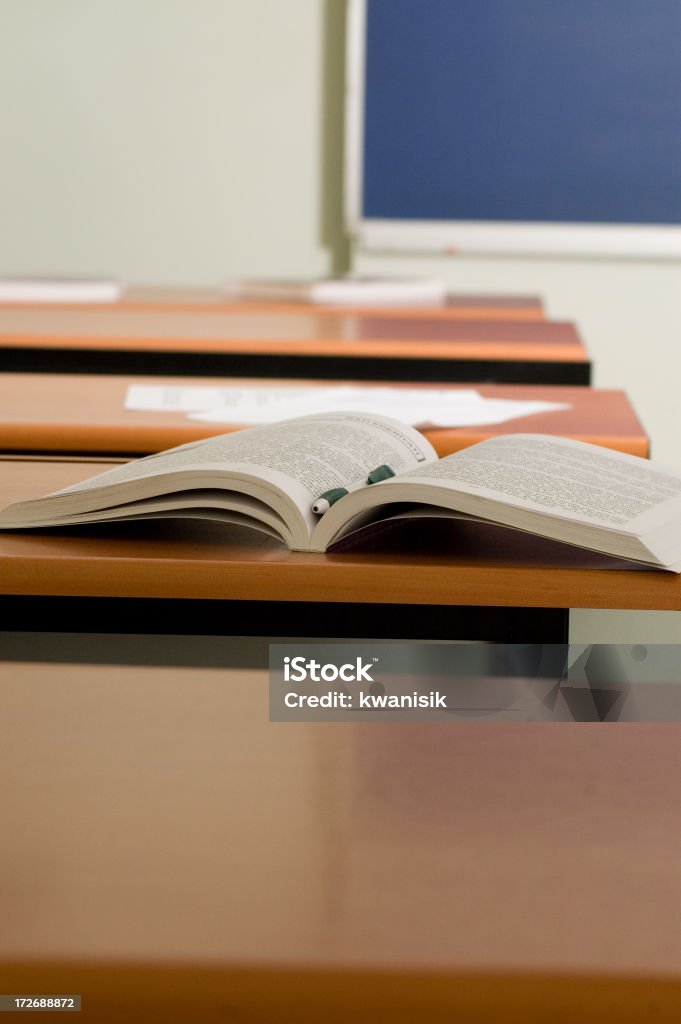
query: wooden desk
[
  {"left": 0, "top": 307, "right": 589, "bottom": 384},
  {"left": 1, "top": 283, "right": 546, "bottom": 319},
  {"left": 0, "top": 663, "right": 680, "bottom": 1021},
  {"left": 125, "top": 286, "right": 546, "bottom": 319},
  {"left": 0, "top": 373, "right": 647, "bottom": 457},
  {"left": 0, "top": 458, "right": 678, "bottom": 649}
]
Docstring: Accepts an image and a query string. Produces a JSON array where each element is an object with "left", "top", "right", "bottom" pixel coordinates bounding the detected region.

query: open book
[{"left": 1, "top": 412, "right": 680, "bottom": 571}]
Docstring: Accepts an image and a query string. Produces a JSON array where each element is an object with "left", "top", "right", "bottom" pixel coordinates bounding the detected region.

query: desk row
[
  {"left": 0, "top": 374, "right": 645, "bottom": 457},
  {"left": 0, "top": 302, "right": 588, "bottom": 383}
]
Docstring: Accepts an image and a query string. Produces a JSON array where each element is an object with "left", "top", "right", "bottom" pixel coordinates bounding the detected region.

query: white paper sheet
[
  {"left": 0, "top": 278, "right": 123, "bottom": 302},
  {"left": 124, "top": 383, "right": 570, "bottom": 428}
]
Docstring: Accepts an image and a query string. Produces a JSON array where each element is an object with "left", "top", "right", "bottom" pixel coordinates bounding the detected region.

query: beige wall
[
  {"left": 0, "top": 0, "right": 348, "bottom": 282},
  {"left": 1, "top": 1, "right": 679, "bottom": 641}
]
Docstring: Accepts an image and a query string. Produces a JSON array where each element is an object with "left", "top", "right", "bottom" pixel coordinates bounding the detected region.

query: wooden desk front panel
[
  {"left": 0, "top": 664, "right": 679, "bottom": 1021},
  {"left": 0, "top": 459, "right": 678, "bottom": 610},
  {"left": 0, "top": 374, "right": 647, "bottom": 457}
]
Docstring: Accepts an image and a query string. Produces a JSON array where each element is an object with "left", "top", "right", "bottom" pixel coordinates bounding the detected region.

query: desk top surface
[
  {"left": 1, "top": 284, "right": 545, "bottom": 319},
  {"left": 0, "top": 307, "right": 586, "bottom": 363},
  {"left": 0, "top": 662, "right": 679, "bottom": 1019},
  {"left": 120, "top": 286, "right": 546, "bottom": 319},
  {"left": 0, "top": 458, "right": 678, "bottom": 610},
  {"left": 0, "top": 374, "right": 648, "bottom": 458}
]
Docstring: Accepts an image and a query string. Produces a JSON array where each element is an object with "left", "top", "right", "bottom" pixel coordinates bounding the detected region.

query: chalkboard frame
[{"left": 344, "top": 0, "right": 681, "bottom": 258}]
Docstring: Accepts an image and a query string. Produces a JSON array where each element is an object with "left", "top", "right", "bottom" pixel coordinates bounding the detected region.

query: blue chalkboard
[{"left": 362, "top": 0, "right": 681, "bottom": 225}]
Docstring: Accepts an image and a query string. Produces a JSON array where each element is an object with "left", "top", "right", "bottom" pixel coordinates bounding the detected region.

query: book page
[
  {"left": 4, "top": 413, "right": 435, "bottom": 545},
  {"left": 398, "top": 434, "right": 681, "bottom": 532},
  {"left": 56, "top": 411, "right": 432, "bottom": 493}
]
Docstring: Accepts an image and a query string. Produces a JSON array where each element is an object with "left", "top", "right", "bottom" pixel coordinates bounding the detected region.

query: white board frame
[{"left": 344, "top": 0, "right": 681, "bottom": 259}]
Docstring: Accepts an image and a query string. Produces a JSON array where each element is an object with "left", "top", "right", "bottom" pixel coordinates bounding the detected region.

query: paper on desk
[
  {"left": 419, "top": 396, "right": 571, "bottom": 427},
  {"left": 0, "top": 277, "right": 124, "bottom": 302},
  {"left": 125, "top": 384, "right": 569, "bottom": 428},
  {"left": 126, "top": 383, "right": 479, "bottom": 424},
  {"left": 124, "top": 383, "right": 332, "bottom": 413}
]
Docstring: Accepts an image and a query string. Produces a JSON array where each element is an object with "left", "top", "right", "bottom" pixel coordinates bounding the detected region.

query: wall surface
[
  {"left": 0, "top": 1, "right": 678, "bottom": 640},
  {"left": 0, "top": 0, "right": 348, "bottom": 282}
]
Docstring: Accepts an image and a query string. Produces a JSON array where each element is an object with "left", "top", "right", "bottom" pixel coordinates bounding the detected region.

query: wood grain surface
[
  {"left": 0, "top": 307, "right": 585, "bottom": 364},
  {"left": 0, "top": 374, "right": 647, "bottom": 457},
  {"left": 0, "top": 663, "right": 679, "bottom": 1020}
]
